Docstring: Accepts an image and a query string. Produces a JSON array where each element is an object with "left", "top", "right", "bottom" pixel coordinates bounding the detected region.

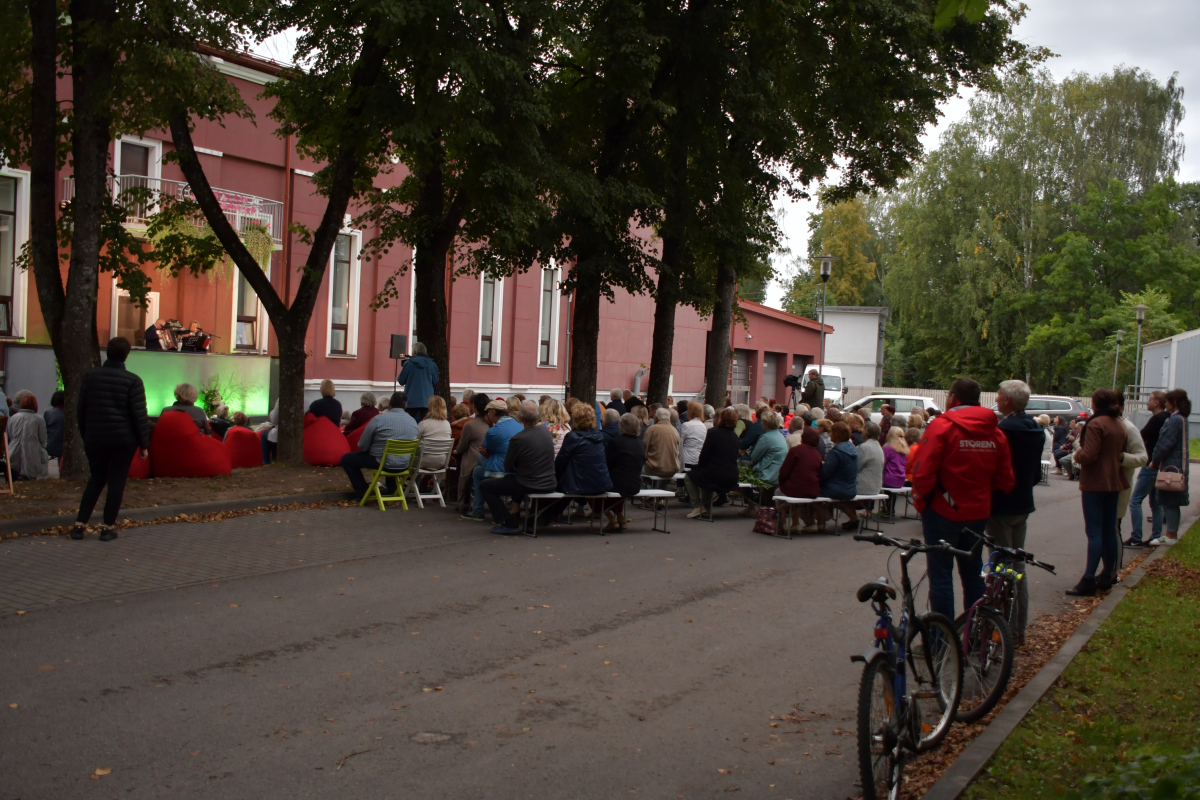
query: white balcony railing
[{"left": 61, "top": 175, "right": 283, "bottom": 246}]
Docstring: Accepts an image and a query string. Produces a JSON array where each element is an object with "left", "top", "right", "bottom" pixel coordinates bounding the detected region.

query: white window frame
[
  {"left": 325, "top": 229, "right": 362, "bottom": 358},
  {"left": 113, "top": 134, "right": 162, "bottom": 181},
  {"left": 477, "top": 273, "right": 505, "bottom": 365},
  {"left": 407, "top": 247, "right": 417, "bottom": 350},
  {"left": 0, "top": 166, "right": 30, "bottom": 340},
  {"left": 109, "top": 279, "right": 159, "bottom": 346},
  {"left": 229, "top": 261, "right": 271, "bottom": 354},
  {"left": 536, "top": 263, "right": 560, "bottom": 368}
]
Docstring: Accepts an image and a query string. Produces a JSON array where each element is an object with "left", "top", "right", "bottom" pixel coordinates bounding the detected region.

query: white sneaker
[
  {"left": 800, "top": 524, "right": 819, "bottom": 533},
  {"left": 1158, "top": 536, "right": 1178, "bottom": 545},
  {"left": 687, "top": 507, "right": 708, "bottom": 519}
]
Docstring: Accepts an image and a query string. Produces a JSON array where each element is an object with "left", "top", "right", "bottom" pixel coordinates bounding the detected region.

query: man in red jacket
[{"left": 912, "top": 378, "right": 1015, "bottom": 621}]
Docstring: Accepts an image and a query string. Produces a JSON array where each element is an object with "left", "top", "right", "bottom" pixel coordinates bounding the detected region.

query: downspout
[{"left": 632, "top": 366, "right": 647, "bottom": 396}]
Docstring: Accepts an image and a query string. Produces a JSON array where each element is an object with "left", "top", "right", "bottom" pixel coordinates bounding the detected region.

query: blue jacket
[
  {"left": 601, "top": 421, "right": 621, "bottom": 444},
  {"left": 991, "top": 413, "right": 1045, "bottom": 516},
  {"left": 397, "top": 354, "right": 439, "bottom": 408},
  {"left": 483, "top": 416, "right": 521, "bottom": 472},
  {"left": 820, "top": 441, "right": 859, "bottom": 500},
  {"left": 555, "top": 429, "right": 612, "bottom": 495}
]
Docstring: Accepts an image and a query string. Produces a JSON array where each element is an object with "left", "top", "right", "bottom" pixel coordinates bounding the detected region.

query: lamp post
[
  {"left": 817, "top": 254, "right": 837, "bottom": 372},
  {"left": 1133, "top": 303, "right": 1148, "bottom": 400},
  {"left": 1112, "top": 329, "right": 1125, "bottom": 390}
]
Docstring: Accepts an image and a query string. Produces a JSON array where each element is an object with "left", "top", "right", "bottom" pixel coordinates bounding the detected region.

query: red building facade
[{"left": 0, "top": 51, "right": 826, "bottom": 410}]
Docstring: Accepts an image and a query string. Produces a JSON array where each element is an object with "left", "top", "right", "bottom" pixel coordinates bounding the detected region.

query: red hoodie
[{"left": 912, "top": 405, "right": 1015, "bottom": 521}]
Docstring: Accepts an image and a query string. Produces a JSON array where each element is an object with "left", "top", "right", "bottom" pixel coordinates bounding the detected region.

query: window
[
  {"left": 0, "top": 177, "right": 14, "bottom": 336},
  {"left": 121, "top": 142, "right": 151, "bottom": 178},
  {"left": 235, "top": 269, "right": 258, "bottom": 350},
  {"left": 479, "top": 275, "right": 502, "bottom": 364},
  {"left": 1046, "top": 400, "right": 1072, "bottom": 411},
  {"left": 112, "top": 286, "right": 158, "bottom": 347},
  {"left": 537, "top": 267, "right": 558, "bottom": 366},
  {"left": 329, "top": 234, "right": 352, "bottom": 354},
  {"left": 894, "top": 399, "right": 921, "bottom": 413}
]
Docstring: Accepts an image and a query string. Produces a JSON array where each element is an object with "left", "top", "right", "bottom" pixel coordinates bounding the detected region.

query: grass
[
  {"left": 964, "top": 521, "right": 1200, "bottom": 799},
  {"left": 1188, "top": 438, "right": 1200, "bottom": 459}
]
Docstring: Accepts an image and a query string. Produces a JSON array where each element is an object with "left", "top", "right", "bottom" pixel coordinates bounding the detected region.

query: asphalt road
[{"left": 3, "top": 468, "right": 1193, "bottom": 800}]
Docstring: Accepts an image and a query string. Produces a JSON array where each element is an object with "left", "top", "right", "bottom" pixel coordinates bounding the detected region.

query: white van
[{"left": 799, "top": 364, "right": 846, "bottom": 406}]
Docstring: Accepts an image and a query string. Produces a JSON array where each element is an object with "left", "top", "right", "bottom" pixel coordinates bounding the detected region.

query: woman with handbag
[
  {"left": 1149, "top": 389, "right": 1191, "bottom": 546},
  {"left": 1068, "top": 389, "right": 1129, "bottom": 596}
]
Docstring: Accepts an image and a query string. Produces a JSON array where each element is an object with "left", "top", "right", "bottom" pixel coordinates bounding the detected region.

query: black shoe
[
  {"left": 98, "top": 527, "right": 118, "bottom": 542},
  {"left": 713, "top": 495, "right": 728, "bottom": 507},
  {"left": 1123, "top": 537, "right": 1143, "bottom": 548},
  {"left": 841, "top": 519, "right": 861, "bottom": 532},
  {"left": 69, "top": 524, "right": 85, "bottom": 541},
  {"left": 1065, "top": 577, "right": 1096, "bottom": 597}
]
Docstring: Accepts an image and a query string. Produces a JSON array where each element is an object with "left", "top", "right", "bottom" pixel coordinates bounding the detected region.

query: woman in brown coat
[{"left": 1069, "top": 388, "right": 1130, "bottom": 596}]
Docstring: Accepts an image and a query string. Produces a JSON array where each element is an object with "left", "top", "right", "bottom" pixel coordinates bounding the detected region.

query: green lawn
[
  {"left": 964, "top": 523, "right": 1200, "bottom": 799},
  {"left": 1189, "top": 438, "right": 1200, "bottom": 459}
]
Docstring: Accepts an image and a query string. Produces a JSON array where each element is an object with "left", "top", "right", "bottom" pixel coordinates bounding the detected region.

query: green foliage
[
  {"left": 199, "top": 373, "right": 258, "bottom": 417},
  {"left": 1066, "top": 751, "right": 1200, "bottom": 800}
]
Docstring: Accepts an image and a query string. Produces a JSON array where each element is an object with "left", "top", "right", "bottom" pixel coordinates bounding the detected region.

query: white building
[
  {"left": 1139, "top": 328, "right": 1200, "bottom": 433},
  {"left": 820, "top": 306, "right": 888, "bottom": 387}
]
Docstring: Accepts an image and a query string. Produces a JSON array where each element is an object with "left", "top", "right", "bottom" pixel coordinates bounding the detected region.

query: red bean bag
[
  {"left": 127, "top": 449, "right": 151, "bottom": 479},
  {"left": 149, "top": 409, "right": 232, "bottom": 478},
  {"left": 303, "top": 412, "right": 350, "bottom": 466},
  {"left": 345, "top": 425, "right": 364, "bottom": 453},
  {"left": 224, "top": 426, "right": 263, "bottom": 470}
]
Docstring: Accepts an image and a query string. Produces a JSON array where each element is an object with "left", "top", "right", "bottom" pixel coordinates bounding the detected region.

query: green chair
[{"left": 359, "top": 439, "right": 420, "bottom": 511}]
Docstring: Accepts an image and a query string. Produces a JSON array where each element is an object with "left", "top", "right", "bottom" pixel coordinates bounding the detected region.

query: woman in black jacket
[
  {"left": 685, "top": 408, "right": 741, "bottom": 518},
  {"left": 72, "top": 338, "right": 150, "bottom": 541},
  {"left": 535, "top": 404, "right": 613, "bottom": 528},
  {"left": 604, "top": 413, "right": 646, "bottom": 532}
]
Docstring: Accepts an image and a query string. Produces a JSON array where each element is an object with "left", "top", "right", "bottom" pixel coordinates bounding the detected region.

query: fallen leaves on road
[
  {"left": 8, "top": 703, "right": 17, "bottom": 708},
  {"left": 335, "top": 748, "right": 372, "bottom": 770},
  {"left": 93, "top": 767, "right": 111, "bottom": 778},
  {"left": 717, "top": 769, "right": 732, "bottom": 774}
]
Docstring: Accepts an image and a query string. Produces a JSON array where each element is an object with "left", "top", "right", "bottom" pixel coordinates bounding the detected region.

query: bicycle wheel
[
  {"left": 907, "top": 612, "right": 962, "bottom": 752},
  {"left": 857, "top": 656, "right": 901, "bottom": 800},
  {"left": 956, "top": 605, "right": 1014, "bottom": 723}
]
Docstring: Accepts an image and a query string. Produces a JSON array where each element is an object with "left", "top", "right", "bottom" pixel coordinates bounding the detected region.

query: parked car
[
  {"left": 991, "top": 395, "right": 1091, "bottom": 422},
  {"left": 844, "top": 394, "right": 942, "bottom": 423}
]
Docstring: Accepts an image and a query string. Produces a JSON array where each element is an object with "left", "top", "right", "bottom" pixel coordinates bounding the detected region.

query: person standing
[
  {"left": 1126, "top": 390, "right": 1169, "bottom": 547},
  {"left": 912, "top": 378, "right": 1014, "bottom": 622},
  {"left": 799, "top": 369, "right": 824, "bottom": 409},
  {"left": 1115, "top": 394, "right": 1148, "bottom": 544},
  {"left": 1148, "top": 389, "right": 1191, "bottom": 546},
  {"left": 484, "top": 401, "right": 557, "bottom": 536},
  {"left": 986, "top": 380, "right": 1045, "bottom": 644},
  {"left": 1068, "top": 389, "right": 1129, "bottom": 595},
  {"left": 397, "top": 342, "right": 439, "bottom": 422},
  {"left": 607, "top": 389, "right": 626, "bottom": 415},
  {"left": 72, "top": 338, "right": 150, "bottom": 541},
  {"left": 144, "top": 318, "right": 166, "bottom": 351},
  {"left": 44, "top": 390, "right": 65, "bottom": 463}
]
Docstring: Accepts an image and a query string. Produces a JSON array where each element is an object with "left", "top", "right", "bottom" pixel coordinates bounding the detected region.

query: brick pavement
[{"left": 0, "top": 505, "right": 491, "bottom": 613}]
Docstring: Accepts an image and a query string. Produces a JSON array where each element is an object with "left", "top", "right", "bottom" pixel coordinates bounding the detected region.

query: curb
[
  {"left": 1, "top": 490, "right": 357, "bottom": 537},
  {"left": 922, "top": 515, "right": 1193, "bottom": 800}
]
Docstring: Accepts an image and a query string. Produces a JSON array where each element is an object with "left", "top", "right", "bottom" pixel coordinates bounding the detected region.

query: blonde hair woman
[
  {"left": 417, "top": 394, "right": 453, "bottom": 468},
  {"left": 539, "top": 398, "right": 573, "bottom": 457},
  {"left": 308, "top": 379, "right": 342, "bottom": 428}
]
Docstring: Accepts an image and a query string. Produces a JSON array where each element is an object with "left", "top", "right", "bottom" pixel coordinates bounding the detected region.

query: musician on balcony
[{"left": 144, "top": 319, "right": 167, "bottom": 351}]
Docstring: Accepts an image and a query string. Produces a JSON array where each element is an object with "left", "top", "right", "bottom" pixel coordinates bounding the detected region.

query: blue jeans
[
  {"left": 1081, "top": 491, "right": 1119, "bottom": 579},
  {"left": 921, "top": 508, "right": 986, "bottom": 622},
  {"left": 341, "top": 450, "right": 396, "bottom": 498},
  {"left": 471, "top": 465, "right": 505, "bottom": 515},
  {"left": 1128, "top": 467, "right": 1160, "bottom": 542},
  {"left": 1163, "top": 504, "right": 1182, "bottom": 533},
  {"left": 260, "top": 430, "right": 276, "bottom": 465}
]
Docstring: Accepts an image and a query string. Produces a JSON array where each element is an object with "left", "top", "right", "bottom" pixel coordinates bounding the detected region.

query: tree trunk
[
  {"left": 646, "top": 237, "right": 680, "bottom": 407},
  {"left": 704, "top": 257, "right": 736, "bottom": 408},
  {"left": 273, "top": 327, "right": 308, "bottom": 464},
  {"left": 413, "top": 243, "right": 451, "bottom": 403},
  {"left": 569, "top": 261, "right": 601, "bottom": 404}
]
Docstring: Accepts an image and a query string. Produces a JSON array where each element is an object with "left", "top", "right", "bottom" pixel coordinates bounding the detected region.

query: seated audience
[
  {"left": 44, "top": 390, "right": 65, "bottom": 461},
  {"left": 162, "top": 383, "right": 210, "bottom": 434},
  {"left": 450, "top": 402, "right": 472, "bottom": 446},
  {"left": 739, "top": 404, "right": 767, "bottom": 453},
  {"left": 733, "top": 404, "right": 751, "bottom": 437},
  {"left": 417, "top": 395, "right": 454, "bottom": 468},
  {"left": 483, "top": 401, "right": 558, "bottom": 535},
  {"left": 633, "top": 404, "right": 650, "bottom": 437},
  {"left": 309, "top": 379, "right": 342, "bottom": 428},
  {"left": 816, "top": 418, "right": 833, "bottom": 453},
  {"left": 778, "top": 427, "right": 825, "bottom": 534},
  {"left": 904, "top": 427, "right": 922, "bottom": 483},
  {"left": 679, "top": 401, "right": 709, "bottom": 469},
  {"left": 685, "top": 408, "right": 741, "bottom": 517},
  {"left": 845, "top": 412, "right": 865, "bottom": 445},
  {"left": 454, "top": 393, "right": 491, "bottom": 512},
  {"left": 703, "top": 404, "right": 716, "bottom": 429},
  {"left": 226, "top": 411, "right": 252, "bottom": 436},
  {"left": 344, "top": 392, "right": 379, "bottom": 437},
  {"left": 785, "top": 415, "right": 806, "bottom": 449},
  {"left": 643, "top": 408, "right": 682, "bottom": 478},
  {"left": 882, "top": 425, "right": 909, "bottom": 515},
  {"left": 340, "top": 391, "right": 419, "bottom": 500},
  {"left": 820, "top": 421, "right": 859, "bottom": 508},
  {"left": 210, "top": 405, "right": 233, "bottom": 439},
  {"left": 601, "top": 407, "right": 622, "bottom": 443},
  {"left": 539, "top": 398, "right": 573, "bottom": 457},
  {"left": 9, "top": 393, "right": 49, "bottom": 479},
  {"left": 533, "top": 403, "right": 613, "bottom": 527},
  {"left": 842, "top": 421, "right": 884, "bottom": 531},
  {"left": 462, "top": 399, "right": 520, "bottom": 521},
  {"left": 261, "top": 400, "right": 278, "bottom": 464},
  {"left": 744, "top": 410, "right": 788, "bottom": 517},
  {"left": 604, "top": 413, "right": 647, "bottom": 532}
]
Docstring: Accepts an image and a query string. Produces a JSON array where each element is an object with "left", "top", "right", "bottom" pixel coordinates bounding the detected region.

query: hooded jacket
[
  {"left": 991, "top": 413, "right": 1046, "bottom": 517},
  {"left": 820, "top": 440, "right": 859, "bottom": 500},
  {"left": 397, "top": 354, "right": 439, "bottom": 408},
  {"left": 555, "top": 428, "right": 612, "bottom": 495},
  {"left": 913, "top": 405, "right": 1014, "bottom": 521}
]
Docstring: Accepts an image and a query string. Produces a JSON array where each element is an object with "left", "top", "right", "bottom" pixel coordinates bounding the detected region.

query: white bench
[
  {"left": 851, "top": 494, "right": 890, "bottom": 534},
  {"left": 694, "top": 482, "right": 757, "bottom": 522},
  {"left": 1040, "top": 459, "right": 1052, "bottom": 485},
  {"left": 880, "top": 486, "right": 916, "bottom": 522},
  {"left": 524, "top": 489, "right": 674, "bottom": 538}
]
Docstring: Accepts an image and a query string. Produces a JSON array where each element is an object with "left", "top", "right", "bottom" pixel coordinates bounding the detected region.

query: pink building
[{"left": 0, "top": 49, "right": 826, "bottom": 411}]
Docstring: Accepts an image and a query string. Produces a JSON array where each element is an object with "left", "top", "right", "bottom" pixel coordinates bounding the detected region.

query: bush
[{"left": 1066, "top": 751, "right": 1200, "bottom": 800}]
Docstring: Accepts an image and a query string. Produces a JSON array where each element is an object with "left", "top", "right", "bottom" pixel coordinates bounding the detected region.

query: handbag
[
  {"left": 753, "top": 505, "right": 778, "bottom": 535},
  {"left": 1156, "top": 465, "right": 1186, "bottom": 492}
]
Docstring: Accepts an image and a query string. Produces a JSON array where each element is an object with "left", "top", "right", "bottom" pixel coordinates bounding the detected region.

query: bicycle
[
  {"left": 851, "top": 531, "right": 970, "bottom": 800},
  {"left": 954, "top": 531, "right": 1055, "bottom": 723}
]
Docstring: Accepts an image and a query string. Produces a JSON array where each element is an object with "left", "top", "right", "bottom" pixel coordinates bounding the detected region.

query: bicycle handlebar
[
  {"left": 970, "top": 529, "right": 1057, "bottom": 574},
  {"left": 852, "top": 531, "right": 975, "bottom": 559}
]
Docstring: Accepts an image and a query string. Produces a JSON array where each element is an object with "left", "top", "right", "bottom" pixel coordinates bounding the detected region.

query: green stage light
[{"left": 126, "top": 351, "right": 271, "bottom": 416}]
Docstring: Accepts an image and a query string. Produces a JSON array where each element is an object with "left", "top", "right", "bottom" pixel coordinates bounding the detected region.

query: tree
[{"left": 0, "top": 0, "right": 255, "bottom": 475}]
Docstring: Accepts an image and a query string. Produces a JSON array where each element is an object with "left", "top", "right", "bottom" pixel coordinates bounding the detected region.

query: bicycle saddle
[{"left": 856, "top": 578, "right": 897, "bottom": 603}]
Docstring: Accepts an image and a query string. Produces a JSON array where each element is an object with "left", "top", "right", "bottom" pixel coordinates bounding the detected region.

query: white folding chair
[{"left": 408, "top": 438, "right": 454, "bottom": 508}]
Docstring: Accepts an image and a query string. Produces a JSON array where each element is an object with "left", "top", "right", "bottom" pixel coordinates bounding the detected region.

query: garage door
[
  {"left": 761, "top": 355, "right": 778, "bottom": 402},
  {"left": 731, "top": 350, "right": 751, "bottom": 406}
]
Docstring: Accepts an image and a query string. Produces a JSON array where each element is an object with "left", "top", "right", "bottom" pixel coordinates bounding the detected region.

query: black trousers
[
  {"left": 481, "top": 474, "right": 531, "bottom": 527},
  {"left": 77, "top": 444, "right": 138, "bottom": 526}
]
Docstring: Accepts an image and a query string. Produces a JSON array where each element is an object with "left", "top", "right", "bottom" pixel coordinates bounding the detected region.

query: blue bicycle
[{"left": 852, "top": 532, "right": 970, "bottom": 800}]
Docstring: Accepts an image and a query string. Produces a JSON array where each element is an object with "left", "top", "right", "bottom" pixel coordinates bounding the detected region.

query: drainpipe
[{"left": 632, "top": 366, "right": 648, "bottom": 397}]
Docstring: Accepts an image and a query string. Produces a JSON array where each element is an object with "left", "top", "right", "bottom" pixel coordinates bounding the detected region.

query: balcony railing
[{"left": 62, "top": 175, "right": 284, "bottom": 246}]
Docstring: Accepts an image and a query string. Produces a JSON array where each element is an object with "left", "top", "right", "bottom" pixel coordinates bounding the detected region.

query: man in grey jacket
[
  {"left": 341, "top": 391, "right": 419, "bottom": 499},
  {"left": 483, "top": 401, "right": 557, "bottom": 535}
]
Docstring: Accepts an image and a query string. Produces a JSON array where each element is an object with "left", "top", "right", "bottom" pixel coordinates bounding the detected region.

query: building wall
[{"left": 822, "top": 307, "right": 887, "bottom": 387}]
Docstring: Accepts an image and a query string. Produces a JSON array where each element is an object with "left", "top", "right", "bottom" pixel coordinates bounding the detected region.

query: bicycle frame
[
  {"left": 867, "top": 545, "right": 925, "bottom": 752},
  {"left": 959, "top": 533, "right": 1056, "bottom": 652}
]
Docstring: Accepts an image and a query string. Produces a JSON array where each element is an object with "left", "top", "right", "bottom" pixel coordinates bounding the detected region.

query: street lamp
[
  {"left": 1133, "top": 303, "right": 1148, "bottom": 398},
  {"left": 1112, "top": 329, "right": 1125, "bottom": 390},
  {"left": 817, "top": 254, "right": 838, "bottom": 372}
]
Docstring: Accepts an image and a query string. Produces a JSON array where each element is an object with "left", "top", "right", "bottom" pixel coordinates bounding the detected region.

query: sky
[{"left": 763, "top": 0, "right": 1200, "bottom": 309}]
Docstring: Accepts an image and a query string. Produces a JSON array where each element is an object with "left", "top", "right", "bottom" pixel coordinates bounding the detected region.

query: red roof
[{"left": 738, "top": 298, "right": 832, "bottom": 333}]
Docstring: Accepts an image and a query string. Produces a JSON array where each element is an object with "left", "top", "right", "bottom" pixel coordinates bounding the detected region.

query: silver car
[{"left": 843, "top": 394, "right": 942, "bottom": 424}]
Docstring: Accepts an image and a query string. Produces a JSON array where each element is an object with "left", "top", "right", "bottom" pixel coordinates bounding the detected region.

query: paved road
[{"left": 2, "top": 469, "right": 1193, "bottom": 799}]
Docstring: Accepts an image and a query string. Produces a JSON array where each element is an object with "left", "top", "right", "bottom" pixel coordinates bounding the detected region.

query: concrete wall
[{"left": 822, "top": 307, "right": 887, "bottom": 386}]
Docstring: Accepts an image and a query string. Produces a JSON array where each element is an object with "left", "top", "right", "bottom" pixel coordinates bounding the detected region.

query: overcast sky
[{"left": 764, "top": 0, "right": 1200, "bottom": 308}]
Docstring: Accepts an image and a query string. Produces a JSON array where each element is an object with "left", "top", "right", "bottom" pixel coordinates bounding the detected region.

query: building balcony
[{"left": 62, "top": 175, "right": 284, "bottom": 246}]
